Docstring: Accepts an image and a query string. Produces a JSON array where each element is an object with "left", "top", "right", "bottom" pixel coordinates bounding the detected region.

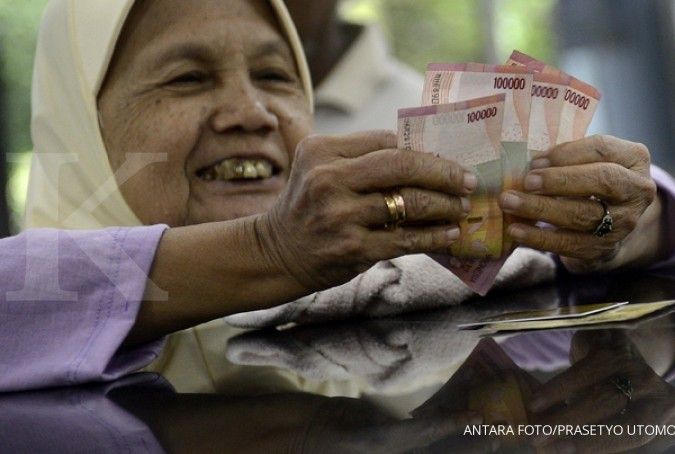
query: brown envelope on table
[{"left": 484, "top": 300, "right": 675, "bottom": 333}]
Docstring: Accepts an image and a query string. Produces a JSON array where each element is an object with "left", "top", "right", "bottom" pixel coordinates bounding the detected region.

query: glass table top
[{"left": 2, "top": 271, "right": 674, "bottom": 453}]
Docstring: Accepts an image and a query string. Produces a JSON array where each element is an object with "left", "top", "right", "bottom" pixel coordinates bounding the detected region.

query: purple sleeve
[
  {"left": 649, "top": 165, "right": 675, "bottom": 270},
  {"left": 0, "top": 374, "right": 169, "bottom": 453},
  {"left": 0, "top": 225, "right": 168, "bottom": 392}
]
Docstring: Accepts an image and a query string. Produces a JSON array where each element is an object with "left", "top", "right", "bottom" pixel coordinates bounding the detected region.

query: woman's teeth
[{"left": 201, "top": 159, "right": 275, "bottom": 181}]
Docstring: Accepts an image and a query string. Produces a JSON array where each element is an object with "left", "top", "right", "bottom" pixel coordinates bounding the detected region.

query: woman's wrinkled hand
[
  {"left": 498, "top": 135, "right": 659, "bottom": 273},
  {"left": 258, "top": 130, "right": 474, "bottom": 292}
]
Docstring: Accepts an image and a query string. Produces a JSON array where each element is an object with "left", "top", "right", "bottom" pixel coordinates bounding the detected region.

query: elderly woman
[{"left": 2, "top": 0, "right": 673, "bottom": 392}]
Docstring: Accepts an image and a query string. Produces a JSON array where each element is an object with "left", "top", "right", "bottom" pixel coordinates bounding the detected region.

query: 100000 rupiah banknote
[
  {"left": 398, "top": 95, "right": 505, "bottom": 259},
  {"left": 507, "top": 50, "right": 563, "bottom": 76},
  {"left": 507, "top": 50, "right": 601, "bottom": 145},
  {"left": 556, "top": 78, "right": 601, "bottom": 144},
  {"left": 525, "top": 72, "right": 571, "bottom": 157},
  {"left": 422, "top": 64, "right": 533, "bottom": 254},
  {"left": 396, "top": 51, "right": 601, "bottom": 295}
]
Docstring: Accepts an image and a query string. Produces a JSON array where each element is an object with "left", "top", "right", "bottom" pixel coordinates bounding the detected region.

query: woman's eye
[
  {"left": 253, "top": 69, "right": 293, "bottom": 83},
  {"left": 167, "top": 72, "right": 207, "bottom": 86}
]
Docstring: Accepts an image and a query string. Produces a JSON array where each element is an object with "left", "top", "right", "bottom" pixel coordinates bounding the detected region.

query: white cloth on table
[
  {"left": 226, "top": 280, "right": 560, "bottom": 393},
  {"left": 226, "top": 248, "right": 556, "bottom": 329}
]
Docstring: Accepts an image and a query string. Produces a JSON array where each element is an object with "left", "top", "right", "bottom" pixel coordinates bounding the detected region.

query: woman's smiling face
[{"left": 98, "top": 0, "right": 313, "bottom": 226}]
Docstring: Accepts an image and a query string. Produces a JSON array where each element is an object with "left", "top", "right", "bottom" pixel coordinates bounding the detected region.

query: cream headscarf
[{"left": 25, "top": 0, "right": 313, "bottom": 230}]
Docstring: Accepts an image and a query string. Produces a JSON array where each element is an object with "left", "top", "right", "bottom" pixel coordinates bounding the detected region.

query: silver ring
[{"left": 591, "top": 196, "right": 613, "bottom": 237}]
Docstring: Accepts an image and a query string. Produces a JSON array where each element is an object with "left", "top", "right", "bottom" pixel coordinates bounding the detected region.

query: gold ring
[
  {"left": 383, "top": 194, "right": 399, "bottom": 230},
  {"left": 391, "top": 191, "right": 406, "bottom": 224}
]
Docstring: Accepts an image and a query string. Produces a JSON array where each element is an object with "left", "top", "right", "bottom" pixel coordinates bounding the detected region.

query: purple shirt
[
  {"left": 648, "top": 165, "right": 675, "bottom": 270},
  {"left": 0, "top": 225, "right": 167, "bottom": 392}
]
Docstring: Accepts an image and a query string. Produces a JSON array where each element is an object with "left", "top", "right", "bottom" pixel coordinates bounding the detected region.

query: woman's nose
[{"left": 209, "top": 82, "right": 279, "bottom": 134}]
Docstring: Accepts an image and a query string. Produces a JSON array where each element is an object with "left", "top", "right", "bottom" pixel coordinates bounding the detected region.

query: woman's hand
[
  {"left": 258, "top": 130, "right": 474, "bottom": 291},
  {"left": 130, "top": 130, "right": 472, "bottom": 344},
  {"left": 498, "top": 135, "right": 661, "bottom": 273}
]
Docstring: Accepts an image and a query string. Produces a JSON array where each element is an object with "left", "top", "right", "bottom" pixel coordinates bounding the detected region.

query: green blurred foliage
[
  {"left": 0, "top": 0, "right": 48, "bottom": 156},
  {"left": 341, "top": 0, "right": 484, "bottom": 69},
  {"left": 385, "top": 0, "right": 488, "bottom": 69},
  {"left": 0, "top": 0, "right": 48, "bottom": 230},
  {"left": 342, "top": 0, "right": 557, "bottom": 71},
  {"left": 493, "top": 0, "right": 557, "bottom": 64}
]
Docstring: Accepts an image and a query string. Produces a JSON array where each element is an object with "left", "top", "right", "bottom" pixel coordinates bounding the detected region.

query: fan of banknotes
[{"left": 397, "top": 50, "right": 601, "bottom": 295}]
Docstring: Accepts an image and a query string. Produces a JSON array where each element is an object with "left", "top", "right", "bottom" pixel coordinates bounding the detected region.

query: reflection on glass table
[{"left": 1, "top": 272, "right": 674, "bottom": 453}]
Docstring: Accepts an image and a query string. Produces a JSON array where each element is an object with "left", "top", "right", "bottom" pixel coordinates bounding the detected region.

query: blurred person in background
[{"left": 284, "top": 0, "right": 423, "bottom": 133}]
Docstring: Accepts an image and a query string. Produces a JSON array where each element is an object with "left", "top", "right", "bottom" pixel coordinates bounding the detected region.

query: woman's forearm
[
  {"left": 124, "top": 216, "right": 307, "bottom": 346},
  {"left": 123, "top": 130, "right": 495, "bottom": 346}
]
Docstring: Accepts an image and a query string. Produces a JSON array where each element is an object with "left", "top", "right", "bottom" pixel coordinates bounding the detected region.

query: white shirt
[{"left": 313, "top": 25, "right": 424, "bottom": 134}]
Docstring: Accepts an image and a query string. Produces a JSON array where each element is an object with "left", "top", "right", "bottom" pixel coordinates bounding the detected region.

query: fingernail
[
  {"left": 524, "top": 174, "right": 543, "bottom": 191},
  {"left": 530, "top": 158, "right": 550, "bottom": 169},
  {"left": 463, "top": 172, "right": 478, "bottom": 192},
  {"left": 460, "top": 197, "right": 471, "bottom": 212},
  {"left": 447, "top": 226, "right": 461, "bottom": 241},
  {"left": 500, "top": 192, "right": 522, "bottom": 211},
  {"left": 508, "top": 224, "right": 526, "bottom": 240}
]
